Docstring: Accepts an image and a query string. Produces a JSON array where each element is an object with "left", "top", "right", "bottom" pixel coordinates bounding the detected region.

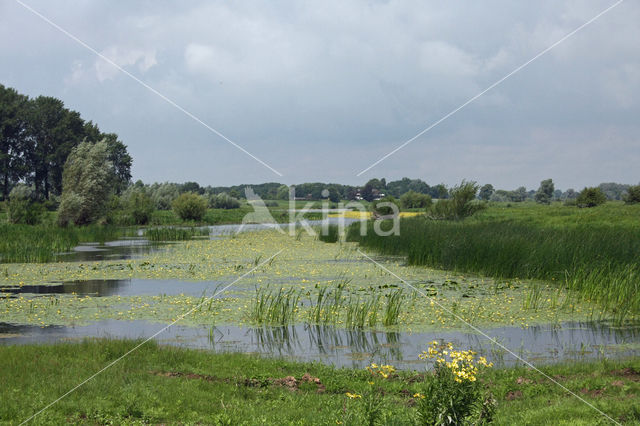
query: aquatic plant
[
  {"left": 249, "top": 286, "right": 300, "bottom": 326},
  {"left": 144, "top": 227, "right": 209, "bottom": 241}
]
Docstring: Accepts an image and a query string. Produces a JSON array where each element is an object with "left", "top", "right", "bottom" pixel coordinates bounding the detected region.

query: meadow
[{"left": 1, "top": 339, "right": 638, "bottom": 425}]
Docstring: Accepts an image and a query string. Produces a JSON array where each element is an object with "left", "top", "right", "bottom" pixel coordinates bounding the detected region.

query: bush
[
  {"left": 400, "top": 190, "right": 432, "bottom": 209},
  {"left": 172, "top": 192, "right": 207, "bottom": 221},
  {"left": 576, "top": 187, "right": 607, "bottom": 208},
  {"left": 125, "top": 189, "right": 154, "bottom": 225},
  {"left": 623, "top": 185, "right": 640, "bottom": 204},
  {"left": 209, "top": 193, "right": 241, "bottom": 209},
  {"left": 371, "top": 196, "right": 398, "bottom": 216},
  {"left": 427, "top": 181, "right": 485, "bottom": 220},
  {"left": 7, "top": 184, "right": 42, "bottom": 225}
]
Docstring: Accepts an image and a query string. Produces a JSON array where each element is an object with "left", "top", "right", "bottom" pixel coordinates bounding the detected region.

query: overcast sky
[{"left": 1, "top": 0, "right": 639, "bottom": 190}]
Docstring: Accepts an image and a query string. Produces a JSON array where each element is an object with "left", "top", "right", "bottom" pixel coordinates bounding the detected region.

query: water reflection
[
  {"left": 0, "top": 279, "right": 226, "bottom": 297},
  {"left": 55, "top": 238, "right": 166, "bottom": 262},
  {"left": 1, "top": 320, "right": 638, "bottom": 370}
]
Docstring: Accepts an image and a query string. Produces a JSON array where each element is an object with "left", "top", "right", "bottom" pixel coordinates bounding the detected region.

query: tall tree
[
  {"left": 535, "top": 179, "right": 554, "bottom": 204},
  {"left": 0, "top": 85, "right": 29, "bottom": 199},
  {"left": 26, "top": 96, "right": 84, "bottom": 199},
  {"left": 83, "top": 122, "right": 132, "bottom": 195}
]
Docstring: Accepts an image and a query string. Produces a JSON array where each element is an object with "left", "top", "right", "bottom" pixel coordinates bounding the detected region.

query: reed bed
[
  {"left": 348, "top": 214, "right": 640, "bottom": 321},
  {"left": 0, "top": 223, "right": 124, "bottom": 263}
]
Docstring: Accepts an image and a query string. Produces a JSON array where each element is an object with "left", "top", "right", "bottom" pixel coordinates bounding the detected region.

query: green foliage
[
  {"left": 57, "top": 141, "right": 112, "bottom": 226},
  {"left": 122, "top": 188, "right": 154, "bottom": 225},
  {"left": 478, "top": 184, "right": 494, "bottom": 201},
  {"left": 400, "top": 190, "right": 432, "bottom": 209},
  {"left": 535, "top": 179, "right": 554, "bottom": 204},
  {"left": 172, "top": 192, "right": 207, "bottom": 221},
  {"left": 6, "top": 184, "right": 42, "bottom": 225},
  {"left": 427, "top": 181, "right": 485, "bottom": 220},
  {"left": 209, "top": 192, "right": 241, "bottom": 209},
  {"left": 576, "top": 187, "right": 607, "bottom": 208},
  {"left": 371, "top": 196, "right": 398, "bottom": 216},
  {"left": 623, "top": 185, "right": 640, "bottom": 204}
]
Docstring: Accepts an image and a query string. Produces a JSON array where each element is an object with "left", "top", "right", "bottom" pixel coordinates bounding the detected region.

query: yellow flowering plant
[{"left": 417, "top": 341, "right": 495, "bottom": 425}]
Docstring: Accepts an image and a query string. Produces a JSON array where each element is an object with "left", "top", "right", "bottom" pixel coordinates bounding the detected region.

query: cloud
[{"left": 94, "top": 46, "right": 157, "bottom": 82}]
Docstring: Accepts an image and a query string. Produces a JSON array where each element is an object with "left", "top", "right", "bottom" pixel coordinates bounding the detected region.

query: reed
[{"left": 348, "top": 206, "right": 640, "bottom": 321}]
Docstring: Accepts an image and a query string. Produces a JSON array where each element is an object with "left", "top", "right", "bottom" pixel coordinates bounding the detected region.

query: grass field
[{"left": 0, "top": 339, "right": 638, "bottom": 425}]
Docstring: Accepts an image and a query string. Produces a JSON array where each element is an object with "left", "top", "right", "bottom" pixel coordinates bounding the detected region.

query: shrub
[
  {"left": 576, "top": 187, "right": 607, "bottom": 208},
  {"left": 371, "top": 196, "right": 398, "bottom": 216},
  {"left": 623, "top": 185, "right": 640, "bottom": 204},
  {"left": 400, "top": 190, "right": 432, "bottom": 209},
  {"left": 427, "top": 181, "right": 485, "bottom": 220},
  {"left": 209, "top": 193, "right": 241, "bottom": 209},
  {"left": 125, "top": 189, "right": 154, "bottom": 225},
  {"left": 263, "top": 200, "right": 279, "bottom": 208},
  {"left": 172, "top": 192, "right": 207, "bottom": 221},
  {"left": 7, "top": 184, "right": 43, "bottom": 225}
]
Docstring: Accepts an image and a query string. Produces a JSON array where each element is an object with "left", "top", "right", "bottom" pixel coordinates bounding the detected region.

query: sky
[{"left": 1, "top": 0, "right": 639, "bottom": 191}]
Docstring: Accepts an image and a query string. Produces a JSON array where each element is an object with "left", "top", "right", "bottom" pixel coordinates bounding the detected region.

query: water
[
  {"left": 1, "top": 320, "right": 637, "bottom": 370},
  {"left": 55, "top": 238, "right": 167, "bottom": 262},
  {"left": 0, "top": 278, "right": 224, "bottom": 297}
]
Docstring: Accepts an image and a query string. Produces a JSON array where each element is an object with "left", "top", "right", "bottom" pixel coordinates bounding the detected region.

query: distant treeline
[
  {"left": 131, "top": 178, "right": 636, "bottom": 209},
  {"left": 0, "top": 84, "right": 132, "bottom": 200}
]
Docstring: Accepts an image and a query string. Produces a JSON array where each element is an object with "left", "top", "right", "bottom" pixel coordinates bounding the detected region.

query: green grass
[
  {"left": 348, "top": 203, "right": 640, "bottom": 322},
  {"left": 0, "top": 340, "right": 638, "bottom": 425}
]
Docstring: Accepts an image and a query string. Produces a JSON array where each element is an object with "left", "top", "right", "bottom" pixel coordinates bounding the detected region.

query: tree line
[{"left": 0, "top": 84, "right": 132, "bottom": 201}]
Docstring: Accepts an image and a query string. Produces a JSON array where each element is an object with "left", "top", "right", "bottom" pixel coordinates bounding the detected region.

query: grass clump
[{"left": 318, "top": 224, "right": 340, "bottom": 243}]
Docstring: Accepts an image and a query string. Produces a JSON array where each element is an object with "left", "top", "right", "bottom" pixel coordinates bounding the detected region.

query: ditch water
[
  {"left": 1, "top": 320, "right": 638, "bottom": 370},
  {"left": 49, "top": 218, "right": 360, "bottom": 263}
]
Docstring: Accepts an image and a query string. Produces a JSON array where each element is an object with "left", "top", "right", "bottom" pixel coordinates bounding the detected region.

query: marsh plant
[
  {"left": 417, "top": 341, "right": 495, "bottom": 425},
  {"left": 427, "top": 180, "right": 486, "bottom": 221}
]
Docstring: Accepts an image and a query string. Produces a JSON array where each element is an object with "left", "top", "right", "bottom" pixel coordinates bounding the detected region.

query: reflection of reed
[{"left": 249, "top": 325, "right": 301, "bottom": 356}]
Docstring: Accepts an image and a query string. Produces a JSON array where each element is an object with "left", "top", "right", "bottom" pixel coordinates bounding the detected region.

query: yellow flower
[
  {"left": 345, "top": 392, "right": 362, "bottom": 399},
  {"left": 413, "top": 393, "right": 425, "bottom": 399}
]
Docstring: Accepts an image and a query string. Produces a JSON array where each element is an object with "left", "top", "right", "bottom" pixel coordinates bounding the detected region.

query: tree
[
  {"left": 172, "top": 192, "right": 207, "bottom": 221},
  {"left": 478, "top": 184, "right": 494, "bottom": 201},
  {"left": 0, "top": 85, "right": 29, "bottom": 199},
  {"left": 27, "top": 96, "right": 85, "bottom": 200},
  {"left": 57, "top": 140, "right": 112, "bottom": 225},
  {"left": 276, "top": 184, "right": 289, "bottom": 200},
  {"left": 209, "top": 192, "right": 241, "bottom": 209},
  {"left": 535, "top": 179, "right": 554, "bottom": 204},
  {"left": 623, "top": 185, "right": 640, "bottom": 204},
  {"left": 575, "top": 187, "right": 607, "bottom": 208}
]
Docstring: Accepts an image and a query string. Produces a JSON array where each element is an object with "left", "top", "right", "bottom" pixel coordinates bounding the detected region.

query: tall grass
[
  {"left": 348, "top": 212, "right": 640, "bottom": 322},
  {"left": 0, "top": 223, "right": 124, "bottom": 263},
  {"left": 318, "top": 224, "right": 340, "bottom": 243}
]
